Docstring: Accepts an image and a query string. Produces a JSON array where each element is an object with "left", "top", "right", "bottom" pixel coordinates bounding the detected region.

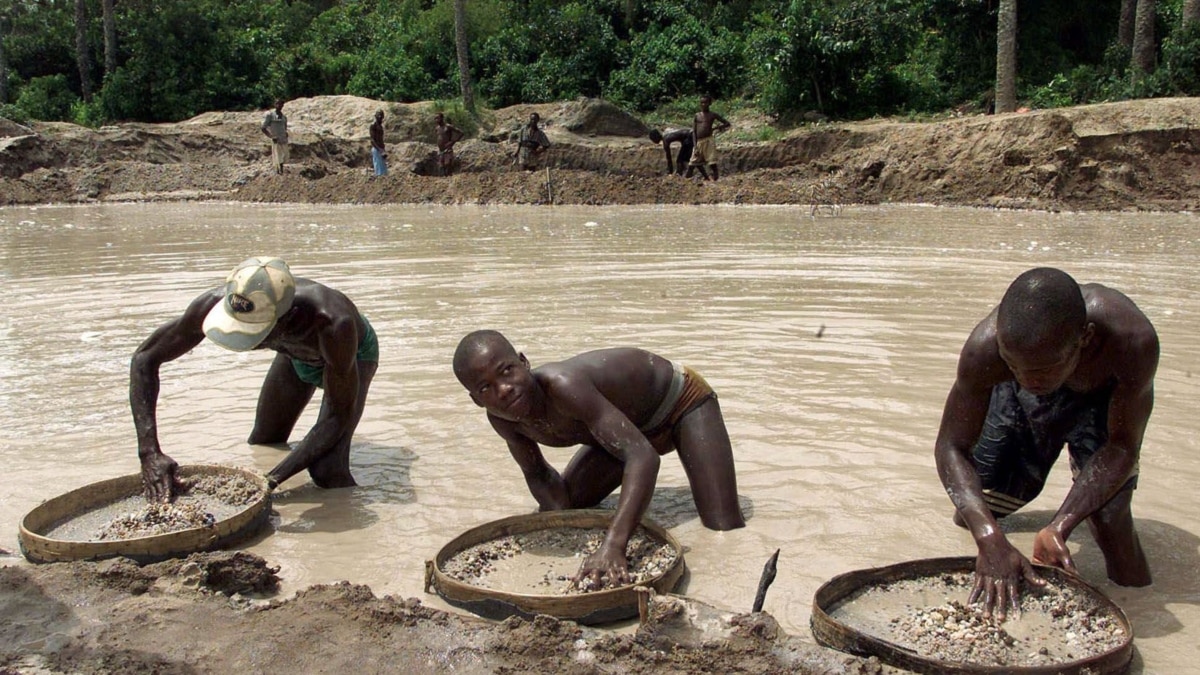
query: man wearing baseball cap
[{"left": 130, "top": 256, "right": 379, "bottom": 502}]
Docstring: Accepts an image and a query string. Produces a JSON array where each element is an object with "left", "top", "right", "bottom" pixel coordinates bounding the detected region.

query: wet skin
[
  {"left": 655, "top": 128, "right": 694, "bottom": 175},
  {"left": 935, "top": 282, "right": 1156, "bottom": 620},
  {"left": 131, "top": 279, "right": 375, "bottom": 502},
  {"left": 435, "top": 115, "right": 464, "bottom": 175},
  {"left": 685, "top": 96, "right": 730, "bottom": 181},
  {"left": 457, "top": 337, "right": 744, "bottom": 588}
]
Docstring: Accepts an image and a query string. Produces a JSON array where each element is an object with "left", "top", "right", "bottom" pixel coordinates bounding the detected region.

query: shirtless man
[
  {"left": 131, "top": 257, "right": 379, "bottom": 502},
  {"left": 935, "top": 267, "right": 1156, "bottom": 620},
  {"left": 453, "top": 330, "right": 745, "bottom": 586},
  {"left": 685, "top": 95, "right": 731, "bottom": 181},
  {"left": 370, "top": 110, "right": 388, "bottom": 177},
  {"left": 434, "top": 113, "right": 465, "bottom": 176},
  {"left": 648, "top": 127, "right": 694, "bottom": 176}
]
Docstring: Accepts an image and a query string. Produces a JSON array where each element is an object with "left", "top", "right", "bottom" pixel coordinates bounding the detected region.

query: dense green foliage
[{"left": 1, "top": 0, "right": 1196, "bottom": 125}]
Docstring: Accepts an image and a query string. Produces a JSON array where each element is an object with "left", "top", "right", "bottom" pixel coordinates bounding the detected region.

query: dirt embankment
[
  {"left": 1, "top": 95, "right": 1198, "bottom": 211},
  {"left": 0, "top": 550, "right": 890, "bottom": 674}
]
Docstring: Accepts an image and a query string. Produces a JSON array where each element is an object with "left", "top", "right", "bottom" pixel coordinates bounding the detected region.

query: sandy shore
[{"left": 3, "top": 96, "right": 1198, "bottom": 212}]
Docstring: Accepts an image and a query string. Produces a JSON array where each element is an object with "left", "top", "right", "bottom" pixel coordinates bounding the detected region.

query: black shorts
[{"left": 971, "top": 380, "right": 1135, "bottom": 517}]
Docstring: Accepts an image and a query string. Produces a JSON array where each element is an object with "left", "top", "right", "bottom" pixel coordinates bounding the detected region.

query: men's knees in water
[
  {"left": 701, "top": 510, "right": 746, "bottom": 531},
  {"left": 311, "top": 472, "right": 357, "bottom": 489}
]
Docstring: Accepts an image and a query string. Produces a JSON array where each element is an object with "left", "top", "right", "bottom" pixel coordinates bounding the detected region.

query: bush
[
  {"left": 0, "top": 103, "right": 30, "bottom": 124},
  {"left": 604, "top": 1, "right": 744, "bottom": 111},
  {"left": 475, "top": 1, "right": 622, "bottom": 107},
  {"left": 14, "top": 74, "right": 77, "bottom": 121},
  {"left": 432, "top": 99, "right": 483, "bottom": 138},
  {"left": 71, "top": 98, "right": 108, "bottom": 127},
  {"left": 1155, "top": 23, "right": 1200, "bottom": 96}
]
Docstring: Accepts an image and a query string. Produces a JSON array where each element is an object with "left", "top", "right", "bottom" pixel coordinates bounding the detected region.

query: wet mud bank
[
  {"left": 0, "top": 551, "right": 890, "bottom": 674},
  {"left": 2, "top": 96, "right": 1197, "bottom": 212}
]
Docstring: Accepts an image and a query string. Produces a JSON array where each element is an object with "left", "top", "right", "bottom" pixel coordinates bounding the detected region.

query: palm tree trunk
[
  {"left": 0, "top": 15, "right": 8, "bottom": 105},
  {"left": 103, "top": 0, "right": 116, "bottom": 78},
  {"left": 1131, "top": 0, "right": 1157, "bottom": 80},
  {"left": 1183, "top": 0, "right": 1200, "bottom": 27},
  {"left": 995, "top": 0, "right": 1018, "bottom": 114},
  {"left": 1118, "top": 0, "right": 1136, "bottom": 49},
  {"left": 453, "top": 0, "right": 474, "bottom": 113},
  {"left": 75, "top": 0, "right": 93, "bottom": 100}
]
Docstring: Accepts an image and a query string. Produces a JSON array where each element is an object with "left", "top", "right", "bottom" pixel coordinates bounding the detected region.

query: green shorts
[{"left": 291, "top": 315, "right": 378, "bottom": 388}]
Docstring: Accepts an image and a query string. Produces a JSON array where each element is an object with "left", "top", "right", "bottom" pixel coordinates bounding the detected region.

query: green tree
[
  {"left": 750, "top": 0, "right": 924, "bottom": 119},
  {"left": 605, "top": 0, "right": 742, "bottom": 111}
]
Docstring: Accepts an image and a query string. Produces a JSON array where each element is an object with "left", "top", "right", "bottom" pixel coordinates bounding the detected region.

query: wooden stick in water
[{"left": 752, "top": 549, "right": 781, "bottom": 613}]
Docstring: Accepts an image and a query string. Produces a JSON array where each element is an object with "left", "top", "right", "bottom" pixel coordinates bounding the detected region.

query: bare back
[
  {"left": 956, "top": 283, "right": 1157, "bottom": 398},
  {"left": 498, "top": 348, "right": 676, "bottom": 448}
]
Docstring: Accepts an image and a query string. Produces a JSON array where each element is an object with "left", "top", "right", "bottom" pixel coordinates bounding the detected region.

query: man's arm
[
  {"left": 661, "top": 140, "right": 675, "bottom": 173},
  {"left": 130, "top": 290, "right": 219, "bottom": 501},
  {"left": 265, "top": 313, "right": 360, "bottom": 486},
  {"left": 1034, "top": 327, "right": 1158, "bottom": 568},
  {"left": 261, "top": 114, "right": 274, "bottom": 139},
  {"left": 934, "top": 321, "right": 1043, "bottom": 619},
  {"left": 713, "top": 112, "right": 732, "bottom": 133},
  {"left": 554, "top": 375, "right": 661, "bottom": 584},
  {"left": 491, "top": 418, "right": 571, "bottom": 510}
]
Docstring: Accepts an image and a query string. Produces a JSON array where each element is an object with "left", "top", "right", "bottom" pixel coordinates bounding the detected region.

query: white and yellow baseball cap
[{"left": 202, "top": 257, "right": 296, "bottom": 351}]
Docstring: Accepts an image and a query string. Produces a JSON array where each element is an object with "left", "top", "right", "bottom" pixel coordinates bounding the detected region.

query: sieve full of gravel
[
  {"left": 45, "top": 473, "right": 263, "bottom": 542},
  {"left": 441, "top": 526, "right": 678, "bottom": 595},
  {"left": 829, "top": 572, "right": 1128, "bottom": 668}
]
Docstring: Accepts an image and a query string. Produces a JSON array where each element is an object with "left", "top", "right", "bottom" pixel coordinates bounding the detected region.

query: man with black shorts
[{"left": 934, "top": 267, "right": 1156, "bottom": 620}]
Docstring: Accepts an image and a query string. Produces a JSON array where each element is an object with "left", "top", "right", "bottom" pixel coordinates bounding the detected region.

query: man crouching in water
[
  {"left": 453, "top": 330, "right": 745, "bottom": 588},
  {"left": 131, "top": 257, "right": 378, "bottom": 501},
  {"left": 935, "top": 267, "right": 1155, "bottom": 621}
]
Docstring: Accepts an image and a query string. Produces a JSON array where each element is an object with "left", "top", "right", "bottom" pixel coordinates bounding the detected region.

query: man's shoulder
[
  {"left": 956, "top": 312, "right": 1005, "bottom": 378},
  {"left": 294, "top": 280, "right": 357, "bottom": 316},
  {"left": 1085, "top": 284, "right": 1157, "bottom": 338}
]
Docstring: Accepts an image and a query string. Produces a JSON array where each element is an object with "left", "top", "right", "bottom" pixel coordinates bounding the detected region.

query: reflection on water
[{"left": 2, "top": 202, "right": 1197, "bottom": 672}]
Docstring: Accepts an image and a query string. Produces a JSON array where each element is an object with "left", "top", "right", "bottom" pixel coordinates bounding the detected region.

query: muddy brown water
[{"left": 1, "top": 202, "right": 1197, "bottom": 673}]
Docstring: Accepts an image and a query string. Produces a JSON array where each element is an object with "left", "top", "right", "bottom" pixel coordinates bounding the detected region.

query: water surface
[{"left": 2, "top": 202, "right": 1197, "bottom": 672}]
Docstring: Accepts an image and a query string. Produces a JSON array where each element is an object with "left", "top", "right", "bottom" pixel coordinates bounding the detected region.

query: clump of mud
[
  {"left": 442, "top": 526, "right": 677, "bottom": 593},
  {"left": 48, "top": 472, "right": 262, "bottom": 542},
  {"left": 836, "top": 572, "right": 1127, "bottom": 668}
]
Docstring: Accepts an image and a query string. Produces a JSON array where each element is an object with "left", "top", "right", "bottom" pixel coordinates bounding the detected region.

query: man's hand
[
  {"left": 1032, "top": 525, "right": 1079, "bottom": 576},
  {"left": 572, "top": 542, "right": 632, "bottom": 591},
  {"left": 970, "top": 532, "right": 1046, "bottom": 621},
  {"left": 140, "top": 451, "right": 182, "bottom": 503}
]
